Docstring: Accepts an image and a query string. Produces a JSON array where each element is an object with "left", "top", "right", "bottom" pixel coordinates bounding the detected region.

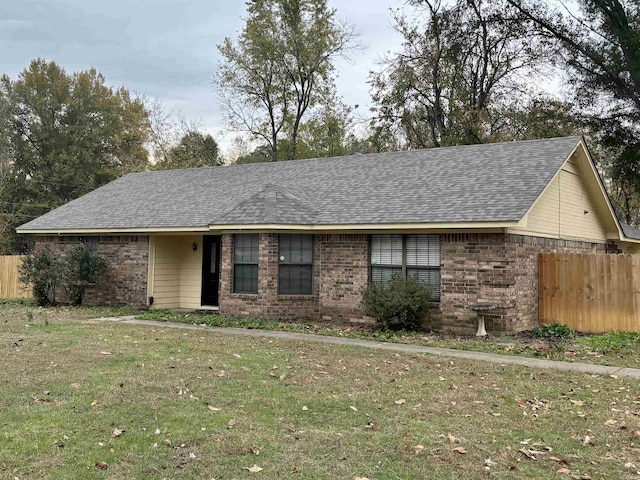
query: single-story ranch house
[{"left": 17, "top": 136, "right": 640, "bottom": 333}]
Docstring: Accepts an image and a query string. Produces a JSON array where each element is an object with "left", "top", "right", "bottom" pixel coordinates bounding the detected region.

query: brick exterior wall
[
  {"left": 35, "top": 236, "right": 149, "bottom": 308},
  {"left": 436, "top": 233, "right": 606, "bottom": 334},
  {"left": 33, "top": 232, "right": 612, "bottom": 334},
  {"left": 219, "top": 233, "right": 371, "bottom": 322}
]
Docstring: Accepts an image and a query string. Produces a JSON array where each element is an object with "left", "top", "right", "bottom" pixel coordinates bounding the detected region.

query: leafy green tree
[
  {"left": 215, "top": 0, "right": 358, "bottom": 162},
  {"left": 154, "top": 131, "right": 222, "bottom": 169},
  {"left": 370, "top": 0, "right": 551, "bottom": 149},
  {"left": 504, "top": 0, "right": 640, "bottom": 224},
  {"left": 1, "top": 59, "right": 150, "bottom": 250}
]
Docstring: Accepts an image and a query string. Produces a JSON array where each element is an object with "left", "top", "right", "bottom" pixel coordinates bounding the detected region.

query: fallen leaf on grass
[
  {"left": 414, "top": 444, "right": 425, "bottom": 452},
  {"left": 582, "top": 433, "right": 594, "bottom": 446},
  {"left": 244, "top": 465, "right": 263, "bottom": 473},
  {"left": 395, "top": 399, "right": 406, "bottom": 405},
  {"left": 100, "top": 351, "right": 112, "bottom": 356},
  {"left": 452, "top": 447, "right": 467, "bottom": 454},
  {"left": 95, "top": 461, "right": 108, "bottom": 469},
  {"left": 350, "top": 406, "right": 358, "bottom": 412},
  {"left": 302, "top": 406, "right": 308, "bottom": 411},
  {"left": 70, "top": 383, "right": 80, "bottom": 389},
  {"left": 570, "top": 400, "right": 585, "bottom": 406},
  {"left": 35, "top": 398, "right": 54, "bottom": 403},
  {"left": 519, "top": 448, "right": 539, "bottom": 460},
  {"left": 556, "top": 467, "right": 571, "bottom": 474},
  {"left": 354, "top": 477, "right": 370, "bottom": 480},
  {"left": 604, "top": 419, "right": 617, "bottom": 426},
  {"left": 227, "top": 419, "right": 237, "bottom": 429},
  {"left": 208, "top": 405, "right": 221, "bottom": 411},
  {"left": 91, "top": 400, "right": 98, "bottom": 407},
  {"left": 111, "top": 428, "right": 125, "bottom": 437}
]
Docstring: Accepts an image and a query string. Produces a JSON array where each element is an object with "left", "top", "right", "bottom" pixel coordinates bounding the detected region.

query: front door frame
[{"left": 201, "top": 235, "right": 221, "bottom": 306}]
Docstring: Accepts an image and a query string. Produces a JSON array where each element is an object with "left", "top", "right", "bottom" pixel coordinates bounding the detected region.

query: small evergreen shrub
[
  {"left": 19, "top": 248, "right": 63, "bottom": 306},
  {"left": 19, "top": 244, "right": 107, "bottom": 307},
  {"left": 63, "top": 244, "right": 107, "bottom": 306},
  {"left": 531, "top": 322, "right": 575, "bottom": 340},
  {"left": 361, "top": 275, "right": 433, "bottom": 331}
]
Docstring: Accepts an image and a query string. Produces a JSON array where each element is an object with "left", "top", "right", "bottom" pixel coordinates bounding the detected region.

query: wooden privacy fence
[
  {"left": 0, "top": 255, "right": 31, "bottom": 299},
  {"left": 539, "top": 253, "right": 640, "bottom": 333}
]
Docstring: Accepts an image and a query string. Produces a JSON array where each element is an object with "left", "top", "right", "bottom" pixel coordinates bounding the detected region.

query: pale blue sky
[{"left": 0, "top": 0, "right": 406, "bottom": 152}]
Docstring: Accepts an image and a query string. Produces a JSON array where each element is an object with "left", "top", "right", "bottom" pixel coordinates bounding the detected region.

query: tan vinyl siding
[
  {"left": 518, "top": 158, "right": 607, "bottom": 242},
  {"left": 151, "top": 235, "right": 203, "bottom": 309}
]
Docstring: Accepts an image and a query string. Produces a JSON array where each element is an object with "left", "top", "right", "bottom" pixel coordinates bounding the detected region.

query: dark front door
[{"left": 201, "top": 236, "right": 221, "bottom": 306}]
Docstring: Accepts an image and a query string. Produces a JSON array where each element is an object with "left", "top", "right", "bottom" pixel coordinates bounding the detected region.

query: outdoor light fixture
[{"left": 192, "top": 243, "right": 198, "bottom": 252}]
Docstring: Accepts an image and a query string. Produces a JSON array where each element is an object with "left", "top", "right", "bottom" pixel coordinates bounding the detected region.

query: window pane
[
  {"left": 233, "top": 264, "right": 258, "bottom": 294},
  {"left": 234, "top": 234, "right": 258, "bottom": 263},
  {"left": 371, "top": 266, "right": 402, "bottom": 283},
  {"left": 279, "top": 234, "right": 313, "bottom": 264},
  {"left": 406, "top": 235, "right": 440, "bottom": 267},
  {"left": 371, "top": 235, "right": 402, "bottom": 266},
  {"left": 407, "top": 267, "right": 440, "bottom": 301},
  {"left": 279, "top": 265, "right": 313, "bottom": 295}
]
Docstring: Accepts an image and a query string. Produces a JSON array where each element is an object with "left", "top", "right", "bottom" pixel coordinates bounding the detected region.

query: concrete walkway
[{"left": 94, "top": 316, "right": 640, "bottom": 379}]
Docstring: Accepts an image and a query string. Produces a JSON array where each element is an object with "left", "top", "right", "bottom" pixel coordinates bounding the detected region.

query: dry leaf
[
  {"left": 245, "top": 465, "right": 263, "bottom": 473},
  {"left": 111, "top": 428, "right": 124, "bottom": 437},
  {"left": 228, "top": 419, "right": 237, "bottom": 428},
  {"left": 91, "top": 400, "right": 98, "bottom": 406},
  {"left": 556, "top": 467, "right": 571, "bottom": 474},
  {"left": 70, "top": 383, "right": 80, "bottom": 389},
  {"left": 604, "top": 419, "right": 617, "bottom": 426},
  {"left": 448, "top": 433, "right": 459, "bottom": 443},
  {"left": 395, "top": 399, "right": 406, "bottom": 405},
  {"left": 354, "top": 477, "right": 370, "bottom": 480},
  {"left": 414, "top": 444, "right": 425, "bottom": 452},
  {"left": 350, "top": 406, "right": 358, "bottom": 412},
  {"left": 95, "top": 461, "right": 108, "bottom": 469},
  {"left": 582, "top": 434, "right": 593, "bottom": 446},
  {"left": 100, "top": 351, "right": 112, "bottom": 355},
  {"left": 570, "top": 400, "right": 585, "bottom": 406},
  {"left": 519, "top": 448, "right": 538, "bottom": 460},
  {"left": 302, "top": 406, "right": 308, "bottom": 411},
  {"left": 452, "top": 446, "right": 467, "bottom": 454},
  {"left": 208, "top": 405, "right": 221, "bottom": 411},
  {"left": 35, "top": 398, "right": 54, "bottom": 403}
]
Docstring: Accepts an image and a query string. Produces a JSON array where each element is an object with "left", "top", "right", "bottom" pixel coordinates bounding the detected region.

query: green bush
[
  {"left": 19, "top": 244, "right": 107, "bottom": 307},
  {"left": 63, "top": 244, "right": 107, "bottom": 306},
  {"left": 361, "top": 275, "right": 433, "bottom": 331},
  {"left": 531, "top": 322, "right": 575, "bottom": 340},
  {"left": 19, "top": 248, "right": 63, "bottom": 306}
]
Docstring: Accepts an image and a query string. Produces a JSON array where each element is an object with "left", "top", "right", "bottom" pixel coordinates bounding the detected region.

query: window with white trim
[{"left": 370, "top": 234, "right": 440, "bottom": 301}]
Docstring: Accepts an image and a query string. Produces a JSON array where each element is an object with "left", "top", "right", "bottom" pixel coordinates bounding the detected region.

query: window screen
[
  {"left": 233, "top": 234, "right": 259, "bottom": 294},
  {"left": 279, "top": 234, "right": 313, "bottom": 295}
]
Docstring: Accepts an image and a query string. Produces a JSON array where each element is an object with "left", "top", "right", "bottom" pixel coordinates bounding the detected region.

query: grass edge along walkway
[{"left": 93, "top": 315, "right": 640, "bottom": 379}]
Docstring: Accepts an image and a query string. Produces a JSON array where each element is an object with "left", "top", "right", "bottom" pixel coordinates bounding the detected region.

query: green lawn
[
  {"left": 136, "top": 309, "right": 640, "bottom": 369},
  {"left": 1, "top": 303, "right": 640, "bottom": 479}
]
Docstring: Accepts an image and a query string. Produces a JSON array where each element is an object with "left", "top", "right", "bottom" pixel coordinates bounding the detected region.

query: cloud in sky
[{"left": 1, "top": 0, "right": 406, "bottom": 149}]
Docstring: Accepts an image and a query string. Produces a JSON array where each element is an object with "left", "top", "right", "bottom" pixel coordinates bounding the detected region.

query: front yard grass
[
  {"left": 1, "top": 304, "right": 640, "bottom": 479},
  {"left": 136, "top": 309, "right": 640, "bottom": 369}
]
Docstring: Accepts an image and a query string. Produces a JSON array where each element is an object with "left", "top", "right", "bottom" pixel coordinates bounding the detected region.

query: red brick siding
[
  {"left": 219, "top": 233, "right": 371, "bottom": 322},
  {"left": 35, "top": 236, "right": 149, "bottom": 308},
  {"left": 437, "top": 233, "right": 605, "bottom": 334}
]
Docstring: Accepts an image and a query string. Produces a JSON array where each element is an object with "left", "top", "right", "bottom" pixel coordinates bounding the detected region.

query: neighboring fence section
[
  {"left": 539, "top": 253, "right": 640, "bottom": 333},
  {"left": 0, "top": 255, "right": 31, "bottom": 299}
]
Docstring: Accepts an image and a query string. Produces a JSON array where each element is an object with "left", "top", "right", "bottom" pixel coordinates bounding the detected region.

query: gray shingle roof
[
  {"left": 18, "top": 136, "right": 584, "bottom": 231},
  {"left": 621, "top": 222, "right": 640, "bottom": 240}
]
